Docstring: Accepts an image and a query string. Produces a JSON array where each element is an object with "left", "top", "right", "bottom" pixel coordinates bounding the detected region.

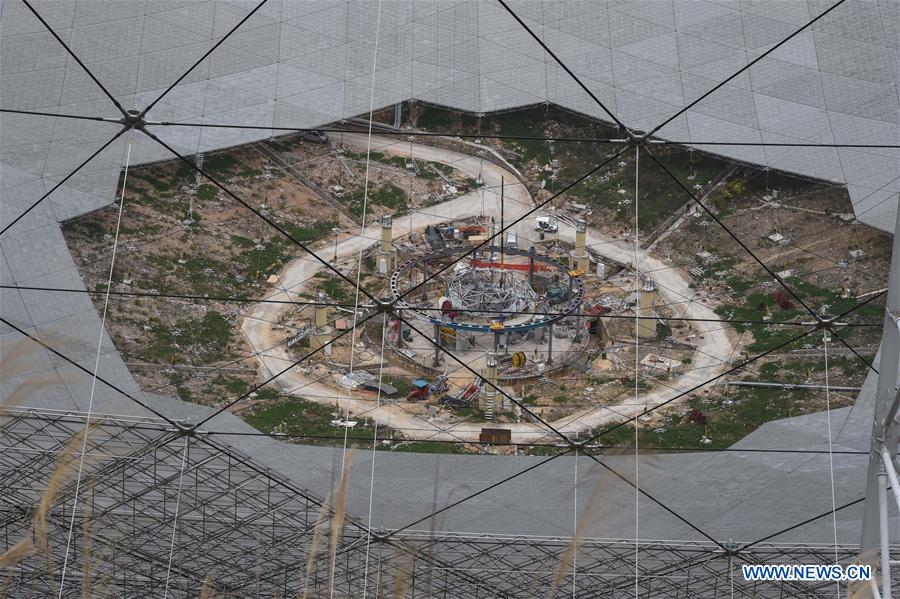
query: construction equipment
[
  {"left": 424, "top": 225, "right": 445, "bottom": 250},
  {"left": 442, "top": 380, "right": 481, "bottom": 408},
  {"left": 297, "top": 129, "right": 329, "bottom": 143},
  {"left": 535, "top": 216, "right": 558, "bottom": 233},
  {"left": 407, "top": 375, "right": 449, "bottom": 402},
  {"left": 457, "top": 224, "right": 487, "bottom": 238}
]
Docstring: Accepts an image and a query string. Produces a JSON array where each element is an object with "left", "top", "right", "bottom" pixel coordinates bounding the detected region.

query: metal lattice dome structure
[{"left": 1, "top": 0, "right": 898, "bottom": 597}]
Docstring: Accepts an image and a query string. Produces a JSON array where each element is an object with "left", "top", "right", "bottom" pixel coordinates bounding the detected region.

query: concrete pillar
[
  {"left": 378, "top": 215, "right": 394, "bottom": 274},
  {"left": 309, "top": 326, "right": 332, "bottom": 355},
  {"left": 481, "top": 352, "right": 498, "bottom": 421},
  {"left": 381, "top": 215, "right": 392, "bottom": 253},
  {"left": 433, "top": 322, "right": 441, "bottom": 366},
  {"left": 311, "top": 291, "right": 331, "bottom": 353},
  {"left": 315, "top": 291, "right": 328, "bottom": 329},
  {"left": 638, "top": 277, "right": 657, "bottom": 338},
  {"left": 547, "top": 323, "right": 554, "bottom": 364},
  {"left": 569, "top": 218, "right": 589, "bottom": 272},
  {"left": 455, "top": 329, "right": 468, "bottom": 351}
]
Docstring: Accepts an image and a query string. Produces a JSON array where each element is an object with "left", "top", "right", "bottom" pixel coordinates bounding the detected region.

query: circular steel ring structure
[{"left": 389, "top": 245, "right": 584, "bottom": 332}]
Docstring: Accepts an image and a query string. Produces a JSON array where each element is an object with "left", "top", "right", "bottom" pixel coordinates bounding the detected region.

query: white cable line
[
  {"left": 823, "top": 331, "right": 841, "bottom": 599},
  {"left": 362, "top": 313, "right": 388, "bottom": 597},
  {"left": 336, "top": 0, "right": 383, "bottom": 477},
  {"left": 572, "top": 446, "right": 578, "bottom": 599},
  {"left": 730, "top": 554, "right": 735, "bottom": 599},
  {"left": 162, "top": 434, "right": 190, "bottom": 598},
  {"left": 633, "top": 145, "right": 640, "bottom": 599},
  {"left": 57, "top": 131, "right": 134, "bottom": 596},
  {"left": 333, "top": 0, "right": 383, "bottom": 596}
]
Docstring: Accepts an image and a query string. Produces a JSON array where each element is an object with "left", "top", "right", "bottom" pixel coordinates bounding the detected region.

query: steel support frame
[
  {"left": 860, "top": 207, "right": 900, "bottom": 598},
  {"left": 3, "top": 407, "right": 898, "bottom": 598}
]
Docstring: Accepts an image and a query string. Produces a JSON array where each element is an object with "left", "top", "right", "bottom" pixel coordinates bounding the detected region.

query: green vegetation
[
  {"left": 561, "top": 145, "right": 724, "bottom": 231},
  {"left": 203, "top": 153, "right": 239, "bottom": 178},
  {"left": 197, "top": 184, "right": 218, "bottom": 200},
  {"left": 245, "top": 395, "right": 378, "bottom": 446},
  {"left": 597, "top": 384, "right": 845, "bottom": 450},
  {"left": 413, "top": 104, "right": 478, "bottom": 132},
  {"left": 343, "top": 183, "right": 408, "bottom": 218},
  {"left": 144, "top": 309, "right": 232, "bottom": 364},
  {"left": 213, "top": 375, "right": 252, "bottom": 395},
  {"left": 384, "top": 376, "right": 413, "bottom": 397},
  {"left": 369, "top": 182, "right": 407, "bottom": 210},
  {"left": 281, "top": 220, "right": 337, "bottom": 242},
  {"left": 716, "top": 280, "right": 884, "bottom": 352},
  {"left": 63, "top": 220, "right": 106, "bottom": 241},
  {"left": 312, "top": 272, "right": 355, "bottom": 303},
  {"left": 391, "top": 441, "right": 471, "bottom": 454},
  {"left": 245, "top": 394, "right": 476, "bottom": 453},
  {"left": 493, "top": 106, "right": 553, "bottom": 167},
  {"left": 167, "top": 371, "right": 193, "bottom": 402}
]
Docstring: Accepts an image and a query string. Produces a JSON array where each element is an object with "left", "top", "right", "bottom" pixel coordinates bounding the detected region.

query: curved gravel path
[{"left": 240, "top": 133, "right": 737, "bottom": 443}]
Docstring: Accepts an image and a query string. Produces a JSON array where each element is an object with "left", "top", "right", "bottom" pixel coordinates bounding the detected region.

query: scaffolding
[
  {"left": 1, "top": 0, "right": 898, "bottom": 596},
  {"left": 4, "top": 407, "right": 895, "bottom": 598}
]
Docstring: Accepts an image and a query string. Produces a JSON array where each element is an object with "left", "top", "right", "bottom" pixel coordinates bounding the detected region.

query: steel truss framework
[
  {"left": 3, "top": 407, "right": 897, "bottom": 599},
  {"left": 1, "top": 0, "right": 899, "bottom": 597}
]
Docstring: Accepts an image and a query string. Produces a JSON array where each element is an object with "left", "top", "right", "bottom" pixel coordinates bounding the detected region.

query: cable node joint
[
  {"left": 375, "top": 298, "right": 396, "bottom": 314},
  {"left": 722, "top": 540, "right": 742, "bottom": 556},
  {"left": 627, "top": 131, "right": 648, "bottom": 147},
  {"left": 567, "top": 438, "right": 588, "bottom": 452},
  {"left": 120, "top": 109, "right": 147, "bottom": 131},
  {"left": 174, "top": 419, "right": 198, "bottom": 437},
  {"left": 814, "top": 317, "right": 834, "bottom": 331},
  {"left": 369, "top": 528, "right": 392, "bottom": 543}
]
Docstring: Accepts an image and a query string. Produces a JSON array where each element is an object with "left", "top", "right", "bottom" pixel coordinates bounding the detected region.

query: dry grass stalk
[
  {"left": 545, "top": 474, "right": 607, "bottom": 599},
  {"left": 391, "top": 548, "right": 419, "bottom": 599},
  {"left": 82, "top": 478, "right": 93, "bottom": 599},
  {"left": 302, "top": 492, "right": 333, "bottom": 599},
  {"left": 0, "top": 354, "right": 78, "bottom": 599},
  {"left": 0, "top": 536, "right": 33, "bottom": 569},
  {"left": 847, "top": 547, "right": 879, "bottom": 599},
  {"left": 33, "top": 425, "right": 93, "bottom": 596},
  {"left": 327, "top": 452, "right": 353, "bottom": 597},
  {"left": 2, "top": 374, "right": 75, "bottom": 411},
  {"left": 0, "top": 338, "right": 47, "bottom": 380},
  {"left": 0, "top": 332, "right": 82, "bottom": 387},
  {"left": 199, "top": 574, "right": 215, "bottom": 598}
]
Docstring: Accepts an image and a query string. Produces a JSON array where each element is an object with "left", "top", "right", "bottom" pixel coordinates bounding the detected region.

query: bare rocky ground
[{"left": 62, "top": 105, "right": 892, "bottom": 451}]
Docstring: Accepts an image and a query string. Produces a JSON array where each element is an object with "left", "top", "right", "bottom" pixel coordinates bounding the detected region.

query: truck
[
  {"left": 297, "top": 129, "right": 329, "bottom": 144},
  {"left": 535, "top": 216, "right": 558, "bottom": 233}
]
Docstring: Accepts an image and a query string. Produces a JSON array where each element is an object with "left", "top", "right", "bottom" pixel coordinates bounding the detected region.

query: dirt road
[{"left": 240, "top": 133, "right": 737, "bottom": 443}]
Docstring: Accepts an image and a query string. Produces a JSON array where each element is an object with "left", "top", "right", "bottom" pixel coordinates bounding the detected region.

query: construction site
[
  {"left": 59, "top": 113, "right": 891, "bottom": 455},
  {"left": 2, "top": 0, "right": 899, "bottom": 597}
]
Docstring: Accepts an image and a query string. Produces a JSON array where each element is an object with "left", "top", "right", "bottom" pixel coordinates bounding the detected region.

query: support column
[
  {"left": 569, "top": 218, "right": 589, "bottom": 272},
  {"left": 377, "top": 215, "right": 395, "bottom": 275},
  {"left": 878, "top": 465, "right": 892, "bottom": 599},
  {"left": 315, "top": 291, "right": 328, "bottom": 329},
  {"left": 481, "top": 353, "right": 498, "bottom": 421},
  {"left": 529, "top": 251, "right": 535, "bottom": 287},
  {"left": 638, "top": 276, "right": 657, "bottom": 338},
  {"left": 860, "top": 207, "right": 900, "bottom": 581},
  {"left": 310, "top": 292, "right": 331, "bottom": 353},
  {"left": 433, "top": 322, "right": 441, "bottom": 366},
  {"left": 547, "top": 324, "right": 554, "bottom": 364}
]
